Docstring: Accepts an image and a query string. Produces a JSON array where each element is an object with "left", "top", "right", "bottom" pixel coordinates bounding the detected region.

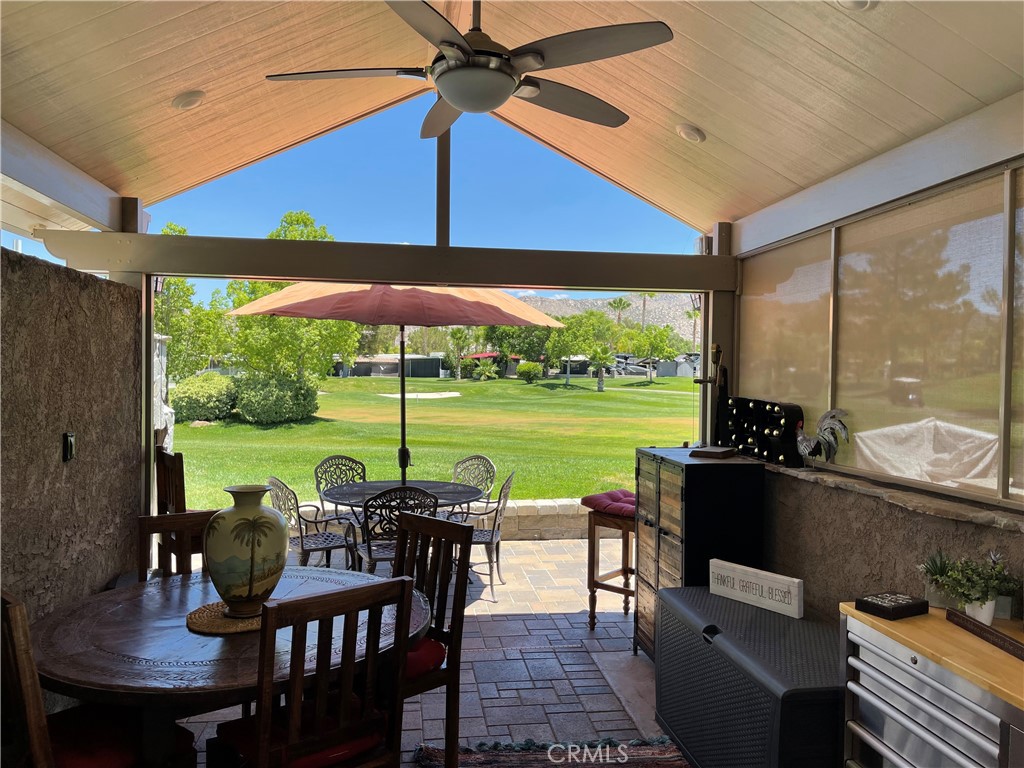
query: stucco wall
[
  {"left": 1, "top": 249, "right": 141, "bottom": 621},
  {"left": 764, "top": 468, "right": 1023, "bottom": 621}
]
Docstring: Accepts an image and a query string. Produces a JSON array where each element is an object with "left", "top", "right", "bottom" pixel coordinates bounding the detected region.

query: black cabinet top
[{"left": 637, "top": 446, "right": 764, "bottom": 469}]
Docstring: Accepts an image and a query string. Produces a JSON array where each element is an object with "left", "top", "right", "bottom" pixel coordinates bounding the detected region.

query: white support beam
[
  {"left": 1, "top": 120, "right": 127, "bottom": 232},
  {"left": 733, "top": 91, "right": 1024, "bottom": 255},
  {"left": 38, "top": 230, "right": 737, "bottom": 292}
]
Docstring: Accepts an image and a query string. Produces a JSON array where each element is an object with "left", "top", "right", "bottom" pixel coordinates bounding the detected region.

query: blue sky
[{"left": 3, "top": 94, "right": 696, "bottom": 305}]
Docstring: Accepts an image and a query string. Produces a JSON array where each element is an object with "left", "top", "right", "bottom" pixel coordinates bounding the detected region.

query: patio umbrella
[{"left": 231, "top": 282, "right": 562, "bottom": 483}]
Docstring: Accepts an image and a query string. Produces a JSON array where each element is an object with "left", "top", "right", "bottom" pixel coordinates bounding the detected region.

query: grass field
[{"left": 174, "top": 374, "right": 701, "bottom": 508}]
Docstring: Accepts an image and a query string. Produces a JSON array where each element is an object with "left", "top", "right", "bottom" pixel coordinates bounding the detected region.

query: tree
[
  {"left": 589, "top": 344, "right": 617, "bottom": 393},
  {"left": 841, "top": 230, "right": 969, "bottom": 377},
  {"left": 621, "top": 325, "right": 676, "bottom": 382},
  {"left": 607, "top": 297, "right": 631, "bottom": 324},
  {"left": 358, "top": 325, "right": 398, "bottom": 357},
  {"left": 153, "top": 222, "right": 232, "bottom": 381},
  {"left": 447, "top": 327, "right": 472, "bottom": 380},
  {"left": 485, "top": 325, "right": 552, "bottom": 364},
  {"left": 545, "top": 315, "right": 592, "bottom": 385},
  {"left": 407, "top": 326, "right": 449, "bottom": 356},
  {"left": 228, "top": 213, "right": 360, "bottom": 377},
  {"left": 636, "top": 292, "right": 657, "bottom": 329}
]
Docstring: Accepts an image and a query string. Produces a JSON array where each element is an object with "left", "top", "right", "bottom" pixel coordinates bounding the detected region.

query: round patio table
[
  {"left": 322, "top": 479, "right": 484, "bottom": 512},
  {"left": 31, "top": 566, "right": 431, "bottom": 763}
]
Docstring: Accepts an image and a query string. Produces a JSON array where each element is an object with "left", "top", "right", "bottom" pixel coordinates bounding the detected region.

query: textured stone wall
[
  {"left": 764, "top": 468, "right": 1023, "bottom": 622},
  {"left": 1, "top": 249, "right": 141, "bottom": 621}
]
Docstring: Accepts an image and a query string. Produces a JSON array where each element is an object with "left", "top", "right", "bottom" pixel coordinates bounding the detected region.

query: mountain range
[{"left": 519, "top": 293, "right": 701, "bottom": 341}]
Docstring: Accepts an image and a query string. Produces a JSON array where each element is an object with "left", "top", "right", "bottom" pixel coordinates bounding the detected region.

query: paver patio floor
[{"left": 183, "top": 539, "right": 660, "bottom": 766}]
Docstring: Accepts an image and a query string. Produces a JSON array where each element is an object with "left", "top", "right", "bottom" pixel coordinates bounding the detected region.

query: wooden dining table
[{"left": 31, "top": 566, "right": 431, "bottom": 764}]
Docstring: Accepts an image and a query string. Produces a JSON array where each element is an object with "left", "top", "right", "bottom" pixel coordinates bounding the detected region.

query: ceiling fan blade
[
  {"left": 267, "top": 67, "right": 427, "bottom": 82},
  {"left": 385, "top": 0, "right": 472, "bottom": 57},
  {"left": 510, "top": 22, "right": 672, "bottom": 73},
  {"left": 420, "top": 97, "right": 463, "bottom": 139},
  {"left": 513, "top": 77, "right": 627, "bottom": 128}
]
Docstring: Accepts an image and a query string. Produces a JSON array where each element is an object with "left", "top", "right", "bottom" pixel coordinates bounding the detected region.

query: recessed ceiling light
[
  {"left": 835, "top": 0, "right": 877, "bottom": 10},
  {"left": 676, "top": 124, "right": 706, "bottom": 144},
  {"left": 171, "top": 90, "right": 206, "bottom": 110}
]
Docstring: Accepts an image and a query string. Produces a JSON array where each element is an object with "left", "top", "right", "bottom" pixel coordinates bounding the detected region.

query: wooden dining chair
[
  {"left": 349, "top": 486, "right": 437, "bottom": 574},
  {"left": 1, "top": 591, "right": 197, "bottom": 768},
  {"left": 209, "top": 577, "right": 414, "bottom": 768},
  {"left": 153, "top": 446, "right": 216, "bottom": 571},
  {"left": 394, "top": 514, "right": 473, "bottom": 768},
  {"left": 458, "top": 472, "right": 515, "bottom": 602},
  {"left": 137, "top": 509, "right": 218, "bottom": 581}
]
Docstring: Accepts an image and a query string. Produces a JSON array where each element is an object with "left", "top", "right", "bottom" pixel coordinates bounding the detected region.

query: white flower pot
[{"left": 964, "top": 598, "right": 996, "bottom": 626}]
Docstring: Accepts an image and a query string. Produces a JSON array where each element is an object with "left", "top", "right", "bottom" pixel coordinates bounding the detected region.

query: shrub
[
  {"left": 170, "top": 372, "right": 236, "bottom": 422},
  {"left": 235, "top": 373, "right": 319, "bottom": 425},
  {"left": 459, "top": 358, "right": 476, "bottom": 380},
  {"left": 516, "top": 361, "right": 543, "bottom": 384},
  {"left": 473, "top": 360, "right": 500, "bottom": 381}
]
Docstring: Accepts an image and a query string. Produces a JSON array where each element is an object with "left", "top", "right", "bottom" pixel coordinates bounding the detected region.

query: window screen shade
[
  {"left": 1011, "top": 171, "right": 1023, "bottom": 499},
  {"left": 836, "top": 176, "right": 1005, "bottom": 496},
  {"left": 738, "top": 232, "right": 831, "bottom": 426}
]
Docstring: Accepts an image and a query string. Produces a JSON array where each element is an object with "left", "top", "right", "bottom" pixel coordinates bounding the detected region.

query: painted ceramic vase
[{"left": 204, "top": 485, "right": 289, "bottom": 619}]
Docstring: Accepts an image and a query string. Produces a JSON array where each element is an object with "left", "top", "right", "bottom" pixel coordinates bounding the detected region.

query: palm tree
[
  {"left": 589, "top": 345, "right": 617, "bottom": 393},
  {"left": 607, "top": 297, "right": 631, "bottom": 324},
  {"left": 448, "top": 327, "right": 470, "bottom": 380},
  {"left": 685, "top": 294, "right": 701, "bottom": 353},
  {"left": 636, "top": 292, "right": 657, "bottom": 329},
  {"left": 231, "top": 515, "right": 277, "bottom": 598}
]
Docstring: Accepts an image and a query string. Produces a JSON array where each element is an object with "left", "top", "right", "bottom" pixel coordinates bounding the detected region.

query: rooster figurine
[{"left": 796, "top": 409, "right": 849, "bottom": 463}]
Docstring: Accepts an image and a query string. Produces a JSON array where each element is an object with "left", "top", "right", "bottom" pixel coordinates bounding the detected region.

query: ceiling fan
[{"left": 267, "top": 0, "right": 673, "bottom": 139}]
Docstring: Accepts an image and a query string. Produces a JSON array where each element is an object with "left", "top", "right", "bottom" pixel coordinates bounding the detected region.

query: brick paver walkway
[{"left": 183, "top": 539, "right": 659, "bottom": 766}]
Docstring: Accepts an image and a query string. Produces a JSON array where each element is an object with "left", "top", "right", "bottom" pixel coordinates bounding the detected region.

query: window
[
  {"left": 738, "top": 232, "right": 831, "bottom": 425},
  {"left": 738, "top": 167, "right": 1022, "bottom": 508},
  {"left": 836, "top": 176, "right": 1005, "bottom": 497}
]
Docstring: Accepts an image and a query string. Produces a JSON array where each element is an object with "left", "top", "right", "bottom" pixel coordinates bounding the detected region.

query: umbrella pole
[{"left": 398, "top": 324, "right": 409, "bottom": 484}]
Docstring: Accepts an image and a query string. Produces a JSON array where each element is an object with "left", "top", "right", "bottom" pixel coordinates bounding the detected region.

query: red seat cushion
[
  {"left": 404, "top": 636, "right": 447, "bottom": 680},
  {"left": 581, "top": 489, "right": 636, "bottom": 518},
  {"left": 216, "top": 701, "right": 382, "bottom": 768},
  {"left": 48, "top": 706, "right": 194, "bottom": 768}
]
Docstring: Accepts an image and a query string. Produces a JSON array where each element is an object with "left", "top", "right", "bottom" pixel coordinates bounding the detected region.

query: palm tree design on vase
[
  {"left": 205, "top": 515, "right": 223, "bottom": 543},
  {"left": 232, "top": 515, "right": 278, "bottom": 599}
]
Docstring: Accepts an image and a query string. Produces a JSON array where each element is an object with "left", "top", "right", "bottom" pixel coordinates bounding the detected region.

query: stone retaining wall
[{"left": 464, "top": 499, "right": 627, "bottom": 541}]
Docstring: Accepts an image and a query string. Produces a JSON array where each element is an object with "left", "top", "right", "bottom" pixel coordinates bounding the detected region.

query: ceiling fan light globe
[{"left": 434, "top": 67, "right": 517, "bottom": 113}]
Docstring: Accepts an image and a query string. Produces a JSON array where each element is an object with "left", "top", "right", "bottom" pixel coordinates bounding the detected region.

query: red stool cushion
[
  {"left": 404, "top": 636, "right": 447, "bottom": 680},
  {"left": 581, "top": 489, "right": 636, "bottom": 518}
]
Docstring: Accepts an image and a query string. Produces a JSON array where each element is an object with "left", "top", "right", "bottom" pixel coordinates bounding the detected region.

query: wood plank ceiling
[{"left": 1, "top": 1, "right": 1022, "bottom": 236}]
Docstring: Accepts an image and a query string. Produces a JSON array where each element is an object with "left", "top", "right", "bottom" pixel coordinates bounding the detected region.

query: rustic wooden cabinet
[{"left": 633, "top": 447, "right": 765, "bottom": 658}]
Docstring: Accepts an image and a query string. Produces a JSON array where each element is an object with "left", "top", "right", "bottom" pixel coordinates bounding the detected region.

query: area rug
[{"left": 414, "top": 737, "right": 690, "bottom": 766}]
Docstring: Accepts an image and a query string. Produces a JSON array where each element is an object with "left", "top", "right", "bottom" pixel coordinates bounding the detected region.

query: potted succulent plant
[
  {"left": 988, "top": 550, "right": 1020, "bottom": 620},
  {"left": 918, "top": 550, "right": 952, "bottom": 609},
  {"left": 934, "top": 555, "right": 1020, "bottom": 626}
]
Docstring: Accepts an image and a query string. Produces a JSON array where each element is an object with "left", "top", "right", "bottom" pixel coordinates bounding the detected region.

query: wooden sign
[{"left": 709, "top": 559, "right": 804, "bottom": 619}]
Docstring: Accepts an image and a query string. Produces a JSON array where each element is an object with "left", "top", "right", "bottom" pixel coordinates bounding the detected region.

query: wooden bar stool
[{"left": 582, "top": 489, "right": 636, "bottom": 630}]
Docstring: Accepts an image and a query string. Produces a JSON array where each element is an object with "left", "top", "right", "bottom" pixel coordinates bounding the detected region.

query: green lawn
[{"left": 174, "top": 375, "right": 700, "bottom": 508}]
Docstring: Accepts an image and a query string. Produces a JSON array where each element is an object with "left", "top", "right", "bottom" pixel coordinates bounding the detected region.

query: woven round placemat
[{"left": 186, "top": 601, "right": 261, "bottom": 635}]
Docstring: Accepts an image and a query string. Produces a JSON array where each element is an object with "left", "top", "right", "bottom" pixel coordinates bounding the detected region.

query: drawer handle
[
  {"left": 847, "top": 681, "right": 986, "bottom": 768},
  {"left": 701, "top": 625, "right": 721, "bottom": 644}
]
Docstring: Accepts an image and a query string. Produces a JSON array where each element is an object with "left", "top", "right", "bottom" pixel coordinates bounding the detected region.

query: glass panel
[
  {"left": 1011, "top": 170, "right": 1023, "bottom": 499},
  {"left": 738, "top": 232, "right": 831, "bottom": 426},
  {"left": 836, "top": 177, "right": 1004, "bottom": 496}
]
